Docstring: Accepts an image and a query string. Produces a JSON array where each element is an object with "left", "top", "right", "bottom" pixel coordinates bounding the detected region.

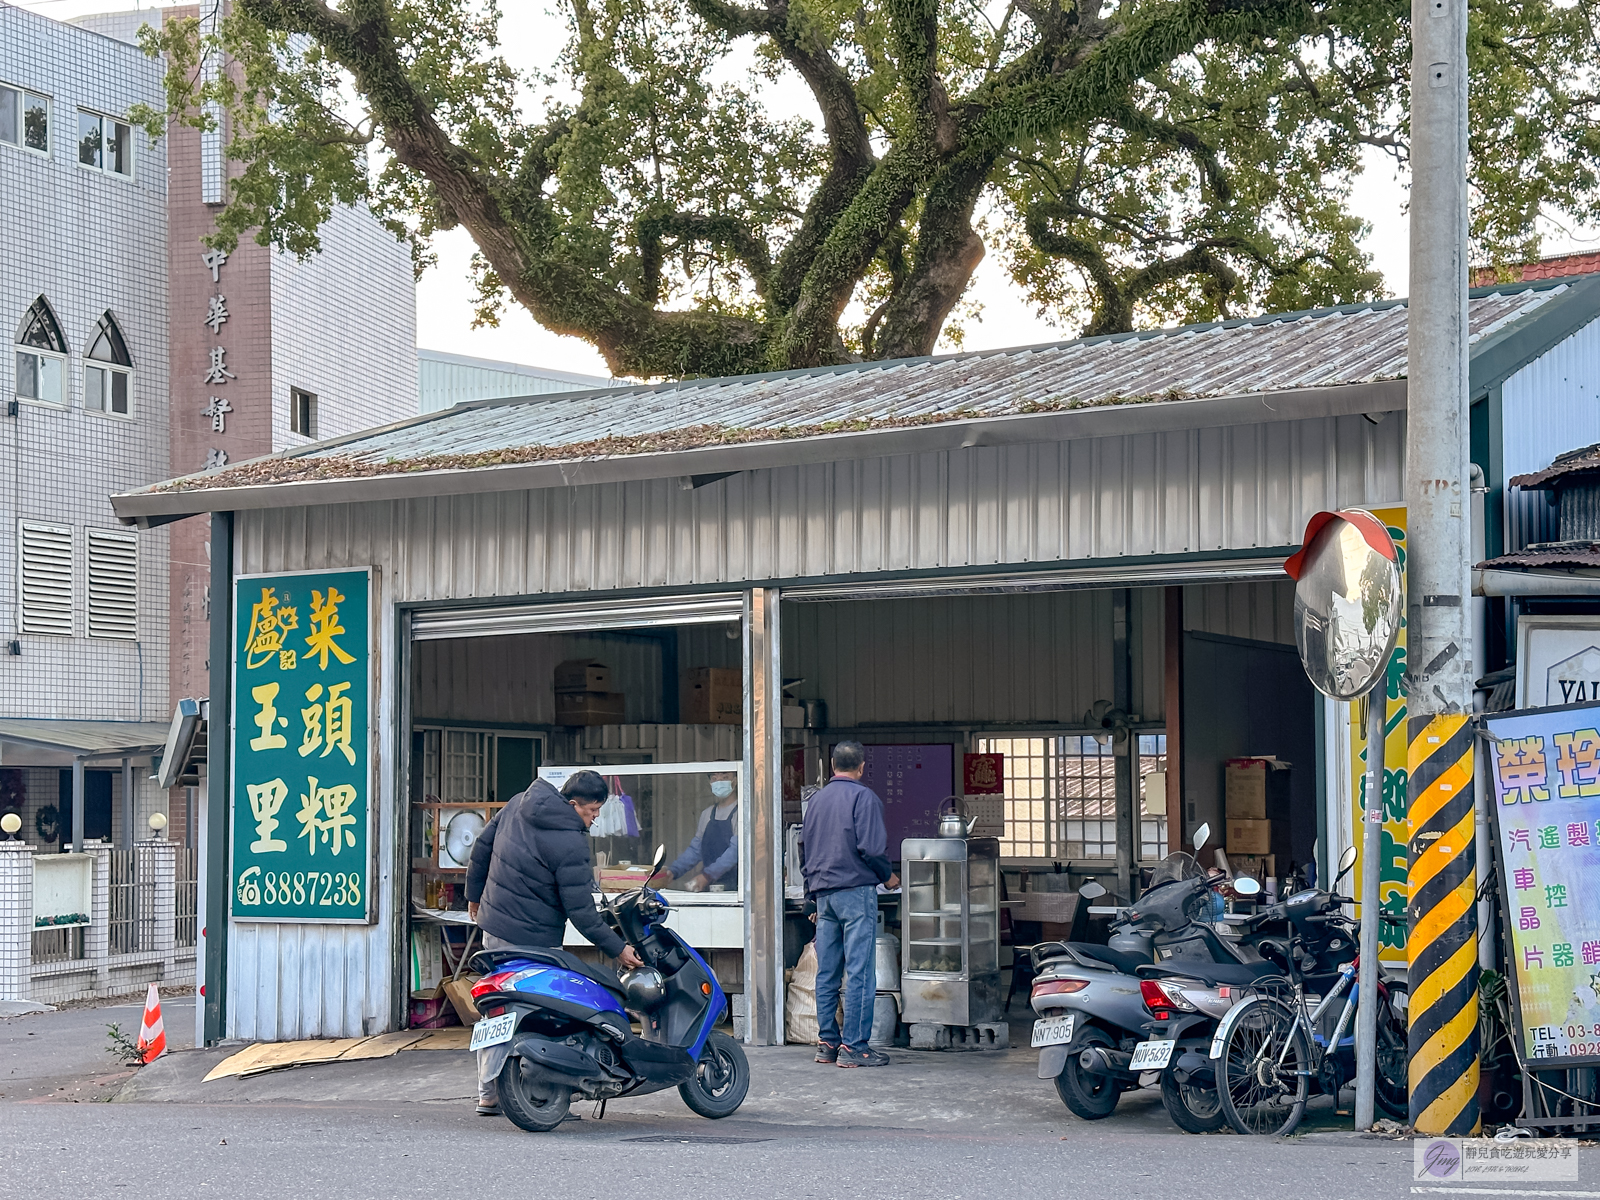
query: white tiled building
[{"left": 1, "top": 7, "right": 170, "bottom": 736}]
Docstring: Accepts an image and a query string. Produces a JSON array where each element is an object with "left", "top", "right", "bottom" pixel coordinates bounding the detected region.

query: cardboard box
[
  {"left": 554, "top": 659, "right": 612, "bottom": 692},
  {"left": 554, "top": 690, "right": 626, "bottom": 725},
  {"left": 444, "top": 975, "right": 482, "bottom": 1025},
  {"left": 1225, "top": 818, "right": 1272, "bottom": 856},
  {"left": 1225, "top": 758, "right": 1268, "bottom": 819},
  {"left": 597, "top": 865, "right": 655, "bottom": 893},
  {"left": 682, "top": 667, "right": 743, "bottom": 725},
  {"left": 408, "top": 988, "right": 460, "bottom": 1029}
]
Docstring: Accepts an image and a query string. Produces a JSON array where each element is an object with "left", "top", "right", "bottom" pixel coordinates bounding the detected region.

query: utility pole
[{"left": 1405, "top": 0, "right": 1480, "bottom": 1137}]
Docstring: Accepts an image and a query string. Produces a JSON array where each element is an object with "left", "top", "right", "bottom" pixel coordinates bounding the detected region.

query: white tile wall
[
  {"left": 271, "top": 204, "right": 417, "bottom": 449},
  {"left": 0, "top": 7, "right": 169, "bottom": 721}
]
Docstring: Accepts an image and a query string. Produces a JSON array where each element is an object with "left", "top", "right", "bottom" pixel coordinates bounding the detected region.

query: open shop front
[
  {"left": 403, "top": 595, "right": 764, "bottom": 1037},
  {"left": 771, "top": 576, "right": 1325, "bottom": 1042}
]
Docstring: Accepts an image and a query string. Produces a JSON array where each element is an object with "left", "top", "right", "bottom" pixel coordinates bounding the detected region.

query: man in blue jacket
[
  {"left": 466, "top": 769, "right": 642, "bottom": 1115},
  {"left": 801, "top": 742, "right": 898, "bottom": 1068}
]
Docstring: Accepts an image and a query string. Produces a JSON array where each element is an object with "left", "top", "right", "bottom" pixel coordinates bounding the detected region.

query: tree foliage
[{"left": 134, "top": 0, "right": 1600, "bottom": 378}]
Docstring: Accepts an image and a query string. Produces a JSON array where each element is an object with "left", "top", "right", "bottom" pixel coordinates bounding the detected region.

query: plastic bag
[
  {"left": 784, "top": 942, "right": 844, "bottom": 1045},
  {"left": 590, "top": 794, "right": 629, "bottom": 838}
]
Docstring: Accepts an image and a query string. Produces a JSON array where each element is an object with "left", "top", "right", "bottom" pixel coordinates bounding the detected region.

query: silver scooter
[{"left": 1029, "top": 823, "right": 1269, "bottom": 1127}]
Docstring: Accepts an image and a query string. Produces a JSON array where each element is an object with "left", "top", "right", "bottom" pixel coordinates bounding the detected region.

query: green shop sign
[{"left": 231, "top": 568, "right": 375, "bottom": 923}]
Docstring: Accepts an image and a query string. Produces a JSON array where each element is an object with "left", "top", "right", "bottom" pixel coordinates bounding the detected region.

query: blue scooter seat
[{"left": 472, "top": 945, "right": 623, "bottom": 994}]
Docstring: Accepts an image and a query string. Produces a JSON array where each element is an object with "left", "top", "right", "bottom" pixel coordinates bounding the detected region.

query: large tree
[{"left": 138, "top": 0, "right": 1600, "bottom": 378}]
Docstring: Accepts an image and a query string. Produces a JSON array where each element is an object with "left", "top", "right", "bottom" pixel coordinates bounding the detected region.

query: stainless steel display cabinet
[{"left": 900, "top": 837, "right": 1002, "bottom": 1027}]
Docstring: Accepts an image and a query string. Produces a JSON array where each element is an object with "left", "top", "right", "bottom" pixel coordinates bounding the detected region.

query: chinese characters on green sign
[{"left": 231, "top": 569, "right": 373, "bottom": 922}]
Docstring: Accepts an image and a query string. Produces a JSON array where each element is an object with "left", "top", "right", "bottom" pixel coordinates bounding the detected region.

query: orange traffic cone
[{"left": 135, "top": 982, "right": 167, "bottom": 1063}]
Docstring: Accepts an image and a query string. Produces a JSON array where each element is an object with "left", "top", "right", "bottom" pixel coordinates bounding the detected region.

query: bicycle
[{"left": 1214, "top": 897, "right": 1409, "bottom": 1136}]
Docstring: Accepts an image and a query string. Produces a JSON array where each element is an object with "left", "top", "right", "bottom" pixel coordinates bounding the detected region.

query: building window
[
  {"left": 84, "top": 313, "right": 132, "bottom": 416},
  {"left": 86, "top": 529, "right": 137, "bottom": 640},
  {"left": 18, "top": 521, "right": 73, "bottom": 637},
  {"left": 290, "top": 388, "right": 318, "bottom": 437},
  {"left": 977, "top": 733, "right": 1167, "bottom": 861},
  {"left": 0, "top": 84, "right": 49, "bottom": 154},
  {"left": 15, "top": 296, "right": 66, "bottom": 407},
  {"left": 77, "top": 110, "right": 131, "bottom": 177}
]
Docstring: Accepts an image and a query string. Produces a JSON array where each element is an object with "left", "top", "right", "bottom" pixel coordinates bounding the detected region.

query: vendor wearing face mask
[{"left": 664, "top": 771, "right": 739, "bottom": 892}]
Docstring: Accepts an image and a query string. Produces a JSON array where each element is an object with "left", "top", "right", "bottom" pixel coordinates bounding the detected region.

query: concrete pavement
[{"left": 1, "top": 990, "right": 195, "bottom": 1103}]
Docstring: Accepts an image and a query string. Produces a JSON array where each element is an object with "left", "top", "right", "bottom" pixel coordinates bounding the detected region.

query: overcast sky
[{"left": 20, "top": 0, "right": 1584, "bottom": 380}]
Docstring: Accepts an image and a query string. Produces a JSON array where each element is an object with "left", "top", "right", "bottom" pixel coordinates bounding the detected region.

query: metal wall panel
[
  {"left": 1500, "top": 317, "right": 1600, "bottom": 479},
  {"left": 1182, "top": 581, "right": 1297, "bottom": 646},
  {"left": 413, "top": 632, "right": 666, "bottom": 725},
  {"left": 230, "top": 413, "right": 1401, "bottom": 1035},
  {"left": 239, "top": 413, "right": 1406, "bottom": 603},
  {"left": 229, "top": 504, "right": 402, "bottom": 1041},
  {"left": 779, "top": 589, "right": 1167, "bottom": 727},
  {"left": 1498, "top": 317, "right": 1600, "bottom": 551}
]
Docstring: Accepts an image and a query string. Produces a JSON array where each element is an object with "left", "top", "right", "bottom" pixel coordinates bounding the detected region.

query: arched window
[
  {"left": 14, "top": 296, "right": 65, "bottom": 406},
  {"left": 85, "top": 312, "right": 132, "bottom": 416}
]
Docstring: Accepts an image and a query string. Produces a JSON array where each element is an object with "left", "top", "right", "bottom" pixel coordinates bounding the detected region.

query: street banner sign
[
  {"left": 231, "top": 567, "right": 376, "bottom": 923},
  {"left": 1487, "top": 701, "right": 1600, "bottom": 1064}
]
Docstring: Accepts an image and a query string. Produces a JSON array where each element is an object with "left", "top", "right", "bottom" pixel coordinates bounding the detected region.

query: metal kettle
[{"left": 937, "top": 796, "right": 976, "bottom": 838}]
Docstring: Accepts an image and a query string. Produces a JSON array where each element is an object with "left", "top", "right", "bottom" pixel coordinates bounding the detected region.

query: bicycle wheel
[
  {"left": 1375, "top": 982, "right": 1410, "bottom": 1120},
  {"left": 1217, "top": 999, "right": 1311, "bottom": 1136}
]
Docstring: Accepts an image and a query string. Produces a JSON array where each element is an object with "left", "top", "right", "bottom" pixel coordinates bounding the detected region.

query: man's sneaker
[
  {"left": 837, "top": 1045, "right": 890, "bottom": 1068},
  {"left": 475, "top": 1103, "right": 501, "bottom": 1117},
  {"left": 814, "top": 1041, "right": 839, "bottom": 1064}
]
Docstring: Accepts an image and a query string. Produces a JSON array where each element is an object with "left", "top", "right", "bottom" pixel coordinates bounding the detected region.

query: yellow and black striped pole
[{"left": 1407, "top": 712, "right": 1480, "bottom": 1134}]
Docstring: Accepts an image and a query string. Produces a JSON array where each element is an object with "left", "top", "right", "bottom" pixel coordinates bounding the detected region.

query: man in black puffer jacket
[{"left": 465, "top": 769, "right": 643, "bottom": 1116}]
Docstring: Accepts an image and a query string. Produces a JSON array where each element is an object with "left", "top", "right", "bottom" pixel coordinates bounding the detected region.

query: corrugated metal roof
[
  {"left": 113, "top": 281, "right": 1594, "bottom": 519},
  {"left": 1511, "top": 442, "right": 1600, "bottom": 489},
  {"left": 1474, "top": 251, "right": 1600, "bottom": 287},
  {"left": 0, "top": 719, "right": 174, "bottom": 757},
  {"left": 1478, "top": 542, "right": 1600, "bottom": 569}
]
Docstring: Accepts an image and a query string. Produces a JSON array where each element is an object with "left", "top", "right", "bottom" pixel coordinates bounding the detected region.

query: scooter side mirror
[
  {"left": 1233, "top": 875, "right": 1262, "bottom": 896},
  {"left": 644, "top": 843, "right": 667, "bottom": 884},
  {"left": 1192, "top": 822, "right": 1211, "bottom": 852},
  {"left": 1079, "top": 881, "right": 1107, "bottom": 900},
  {"left": 1336, "top": 843, "right": 1358, "bottom": 884}
]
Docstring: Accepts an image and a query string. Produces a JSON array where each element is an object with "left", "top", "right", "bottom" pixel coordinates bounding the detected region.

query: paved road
[
  {"left": 5, "top": 997, "right": 1596, "bottom": 1200},
  {"left": 1, "top": 1099, "right": 1464, "bottom": 1200}
]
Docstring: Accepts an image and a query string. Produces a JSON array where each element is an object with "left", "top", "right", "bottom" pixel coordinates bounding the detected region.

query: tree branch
[
  {"left": 688, "top": 0, "right": 879, "bottom": 312},
  {"left": 637, "top": 211, "right": 775, "bottom": 303}
]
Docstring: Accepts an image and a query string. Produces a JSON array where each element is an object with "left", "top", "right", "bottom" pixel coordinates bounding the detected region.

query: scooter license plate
[
  {"left": 1128, "top": 1039, "right": 1176, "bottom": 1071},
  {"left": 469, "top": 1012, "right": 516, "bottom": 1052},
  {"left": 1031, "top": 1014, "right": 1076, "bottom": 1048}
]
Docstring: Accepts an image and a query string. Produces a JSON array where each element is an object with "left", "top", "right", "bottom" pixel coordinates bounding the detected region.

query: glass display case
[{"left": 900, "top": 836, "right": 1002, "bottom": 1027}]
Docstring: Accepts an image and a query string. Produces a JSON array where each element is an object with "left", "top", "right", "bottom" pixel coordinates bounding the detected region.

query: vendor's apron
[{"left": 701, "top": 807, "right": 735, "bottom": 882}]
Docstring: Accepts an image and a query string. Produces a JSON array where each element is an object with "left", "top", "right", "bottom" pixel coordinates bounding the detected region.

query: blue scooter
[{"left": 468, "top": 844, "right": 750, "bottom": 1132}]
